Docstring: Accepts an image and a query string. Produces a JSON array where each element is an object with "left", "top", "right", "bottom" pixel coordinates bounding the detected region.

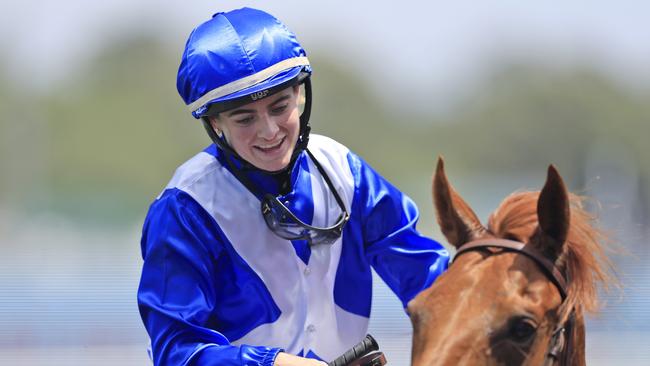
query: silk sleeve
[
  {"left": 138, "top": 189, "right": 282, "bottom": 366},
  {"left": 348, "top": 153, "right": 450, "bottom": 308}
]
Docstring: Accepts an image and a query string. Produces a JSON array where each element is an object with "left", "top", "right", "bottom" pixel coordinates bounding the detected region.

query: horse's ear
[
  {"left": 533, "top": 165, "right": 570, "bottom": 259},
  {"left": 433, "top": 157, "right": 487, "bottom": 248}
]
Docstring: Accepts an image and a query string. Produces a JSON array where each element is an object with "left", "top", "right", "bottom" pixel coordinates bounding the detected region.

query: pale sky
[{"left": 2, "top": 0, "right": 649, "bottom": 111}]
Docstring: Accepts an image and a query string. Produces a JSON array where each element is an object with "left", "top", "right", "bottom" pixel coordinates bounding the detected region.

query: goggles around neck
[{"left": 260, "top": 149, "right": 349, "bottom": 245}]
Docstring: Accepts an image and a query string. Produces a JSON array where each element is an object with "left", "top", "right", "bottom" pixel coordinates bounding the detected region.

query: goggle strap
[{"left": 306, "top": 148, "right": 349, "bottom": 218}]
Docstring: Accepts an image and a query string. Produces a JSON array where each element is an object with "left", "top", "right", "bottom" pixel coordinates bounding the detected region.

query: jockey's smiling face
[{"left": 208, "top": 85, "right": 301, "bottom": 172}]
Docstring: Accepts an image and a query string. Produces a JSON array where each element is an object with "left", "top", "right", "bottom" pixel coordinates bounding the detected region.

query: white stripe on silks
[
  {"left": 160, "top": 152, "right": 219, "bottom": 198},
  {"left": 188, "top": 56, "right": 310, "bottom": 113},
  {"left": 299, "top": 136, "right": 369, "bottom": 360}
]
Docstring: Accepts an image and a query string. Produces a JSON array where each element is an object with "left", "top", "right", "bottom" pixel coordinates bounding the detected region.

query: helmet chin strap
[{"left": 201, "top": 77, "right": 313, "bottom": 177}]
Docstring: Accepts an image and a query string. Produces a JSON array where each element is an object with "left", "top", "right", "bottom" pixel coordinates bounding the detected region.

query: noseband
[{"left": 453, "top": 238, "right": 575, "bottom": 366}]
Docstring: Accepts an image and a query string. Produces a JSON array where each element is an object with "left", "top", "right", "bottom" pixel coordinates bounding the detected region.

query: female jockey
[{"left": 137, "top": 7, "right": 449, "bottom": 366}]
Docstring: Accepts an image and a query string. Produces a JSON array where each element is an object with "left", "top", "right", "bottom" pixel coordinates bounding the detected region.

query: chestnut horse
[{"left": 408, "top": 159, "right": 615, "bottom": 366}]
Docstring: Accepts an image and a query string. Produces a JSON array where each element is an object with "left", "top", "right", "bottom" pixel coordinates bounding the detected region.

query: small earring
[{"left": 215, "top": 129, "right": 223, "bottom": 138}]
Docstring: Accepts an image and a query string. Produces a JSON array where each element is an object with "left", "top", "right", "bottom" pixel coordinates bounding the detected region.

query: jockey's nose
[{"left": 258, "top": 114, "right": 280, "bottom": 140}]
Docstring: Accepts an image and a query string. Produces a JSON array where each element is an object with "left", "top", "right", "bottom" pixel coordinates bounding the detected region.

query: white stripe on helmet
[{"left": 188, "top": 56, "right": 310, "bottom": 113}]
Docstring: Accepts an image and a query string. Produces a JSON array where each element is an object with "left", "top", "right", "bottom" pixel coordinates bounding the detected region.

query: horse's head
[{"left": 408, "top": 158, "right": 613, "bottom": 366}]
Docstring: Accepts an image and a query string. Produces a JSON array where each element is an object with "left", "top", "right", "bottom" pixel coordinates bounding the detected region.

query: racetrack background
[{"left": 1, "top": 1, "right": 649, "bottom": 364}]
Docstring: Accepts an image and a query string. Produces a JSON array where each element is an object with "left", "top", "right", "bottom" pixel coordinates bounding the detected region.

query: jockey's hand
[{"left": 274, "top": 352, "right": 328, "bottom": 366}]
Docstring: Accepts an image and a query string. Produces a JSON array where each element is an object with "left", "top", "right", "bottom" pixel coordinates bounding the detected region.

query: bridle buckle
[{"left": 548, "top": 327, "right": 566, "bottom": 359}]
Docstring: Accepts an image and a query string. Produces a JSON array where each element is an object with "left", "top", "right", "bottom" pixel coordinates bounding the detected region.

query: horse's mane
[{"left": 486, "top": 191, "right": 617, "bottom": 319}]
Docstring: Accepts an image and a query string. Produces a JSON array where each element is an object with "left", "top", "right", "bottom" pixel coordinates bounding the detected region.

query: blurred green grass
[{"left": 1, "top": 34, "right": 648, "bottom": 228}]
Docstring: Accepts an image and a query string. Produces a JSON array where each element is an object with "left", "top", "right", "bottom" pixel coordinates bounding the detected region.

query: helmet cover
[{"left": 177, "top": 7, "right": 312, "bottom": 118}]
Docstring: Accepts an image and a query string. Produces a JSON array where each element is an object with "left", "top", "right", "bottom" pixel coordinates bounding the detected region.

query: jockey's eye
[{"left": 509, "top": 317, "right": 538, "bottom": 343}]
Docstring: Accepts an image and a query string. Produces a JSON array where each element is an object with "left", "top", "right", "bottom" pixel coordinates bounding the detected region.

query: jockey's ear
[
  {"left": 433, "top": 157, "right": 487, "bottom": 248},
  {"left": 532, "top": 165, "right": 570, "bottom": 260}
]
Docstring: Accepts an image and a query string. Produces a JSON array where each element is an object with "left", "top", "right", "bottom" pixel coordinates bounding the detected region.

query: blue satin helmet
[{"left": 177, "top": 7, "right": 312, "bottom": 119}]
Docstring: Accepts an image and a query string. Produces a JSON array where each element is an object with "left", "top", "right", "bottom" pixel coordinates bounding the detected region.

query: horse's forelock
[{"left": 487, "top": 191, "right": 540, "bottom": 242}]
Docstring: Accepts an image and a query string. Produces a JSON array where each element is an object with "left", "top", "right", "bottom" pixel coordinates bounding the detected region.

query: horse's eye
[{"left": 509, "top": 317, "right": 538, "bottom": 342}]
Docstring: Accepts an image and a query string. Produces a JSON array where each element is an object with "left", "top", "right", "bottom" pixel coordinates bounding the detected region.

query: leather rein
[{"left": 453, "top": 238, "right": 575, "bottom": 365}]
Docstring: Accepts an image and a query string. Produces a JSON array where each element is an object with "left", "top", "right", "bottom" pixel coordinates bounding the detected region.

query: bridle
[
  {"left": 454, "top": 238, "right": 574, "bottom": 365},
  {"left": 453, "top": 238, "right": 575, "bottom": 366}
]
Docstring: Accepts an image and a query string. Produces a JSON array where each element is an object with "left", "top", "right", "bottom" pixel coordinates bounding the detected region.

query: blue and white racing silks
[{"left": 138, "top": 135, "right": 450, "bottom": 366}]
